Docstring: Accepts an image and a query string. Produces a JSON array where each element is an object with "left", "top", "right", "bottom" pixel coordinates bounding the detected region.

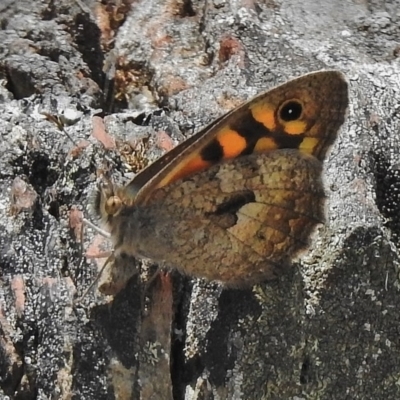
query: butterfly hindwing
[{"left": 113, "top": 149, "right": 325, "bottom": 286}]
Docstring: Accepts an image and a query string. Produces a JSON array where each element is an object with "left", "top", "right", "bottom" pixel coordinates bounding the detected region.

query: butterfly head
[
  {"left": 92, "top": 176, "right": 147, "bottom": 260},
  {"left": 93, "top": 177, "right": 127, "bottom": 228}
]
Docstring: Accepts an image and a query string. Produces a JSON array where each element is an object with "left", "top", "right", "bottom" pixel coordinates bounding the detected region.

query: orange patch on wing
[
  {"left": 250, "top": 103, "right": 276, "bottom": 130},
  {"left": 217, "top": 128, "right": 247, "bottom": 158},
  {"left": 167, "top": 156, "right": 211, "bottom": 184},
  {"left": 254, "top": 137, "right": 279, "bottom": 152},
  {"left": 299, "top": 137, "right": 319, "bottom": 155},
  {"left": 283, "top": 120, "right": 307, "bottom": 135}
]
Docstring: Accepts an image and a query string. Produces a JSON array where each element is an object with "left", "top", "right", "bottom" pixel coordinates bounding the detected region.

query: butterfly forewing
[{"left": 128, "top": 70, "right": 348, "bottom": 206}]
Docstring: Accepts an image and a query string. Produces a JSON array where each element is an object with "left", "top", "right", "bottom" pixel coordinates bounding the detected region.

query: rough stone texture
[{"left": 1, "top": 0, "right": 400, "bottom": 399}]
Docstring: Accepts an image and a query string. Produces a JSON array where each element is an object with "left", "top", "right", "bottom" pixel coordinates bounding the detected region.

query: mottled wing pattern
[{"left": 123, "top": 149, "right": 325, "bottom": 286}]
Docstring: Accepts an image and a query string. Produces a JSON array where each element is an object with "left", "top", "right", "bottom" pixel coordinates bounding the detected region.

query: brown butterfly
[{"left": 94, "top": 71, "right": 348, "bottom": 287}]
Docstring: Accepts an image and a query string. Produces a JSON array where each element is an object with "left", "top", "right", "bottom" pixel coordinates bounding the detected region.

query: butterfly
[{"left": 94, "top": 71, "right": 348, "bottom": 287}]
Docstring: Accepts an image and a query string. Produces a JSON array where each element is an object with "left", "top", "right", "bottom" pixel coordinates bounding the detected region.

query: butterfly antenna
[
  {"left": 41, "top": 112, "right": 79, "bottom": 146},
  {"left": 41, "top": 109, "right": 116, "bottom": 304},
  {"left": 74, "top": 216, "right": 113, "bottom": 304},
  {"left": 74, "top": 252, "right": 115, "bottom": 304}
]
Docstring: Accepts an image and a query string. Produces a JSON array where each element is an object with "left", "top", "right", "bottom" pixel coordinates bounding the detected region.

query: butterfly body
[{"left": 95, "top": 71, "right": 348, "bottom": 287}]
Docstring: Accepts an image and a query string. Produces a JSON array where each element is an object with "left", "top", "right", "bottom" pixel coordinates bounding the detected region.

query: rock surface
[{"left": 1, "top": 0, "right": 400, "bottom": 399}]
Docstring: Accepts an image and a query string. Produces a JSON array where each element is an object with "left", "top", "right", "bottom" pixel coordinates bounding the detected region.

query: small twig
[{"left": 41, "top": 112, "right": 78, "bottom": 146}]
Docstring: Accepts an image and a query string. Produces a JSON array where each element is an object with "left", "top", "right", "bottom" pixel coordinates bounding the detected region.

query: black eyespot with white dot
[{"left": 279, "top": 100, "right": 303, "bottom": 122}]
